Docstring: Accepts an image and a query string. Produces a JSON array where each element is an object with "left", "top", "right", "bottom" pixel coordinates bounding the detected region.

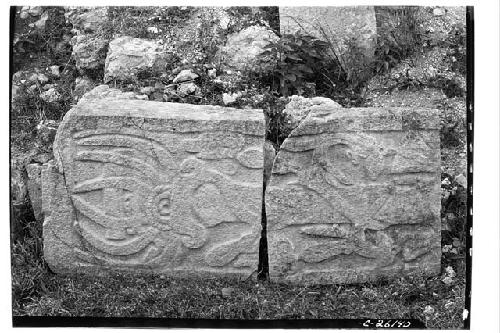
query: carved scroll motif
[{"left": 67, "top": 130, "right": 262, "bottom": 270}]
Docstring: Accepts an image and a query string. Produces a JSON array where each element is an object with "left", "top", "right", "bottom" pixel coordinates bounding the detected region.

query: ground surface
[{"left": 12, "top": 268, "right": 465, "bottom": 329}]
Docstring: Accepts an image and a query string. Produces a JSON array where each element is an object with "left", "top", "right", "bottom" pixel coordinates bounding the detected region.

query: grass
[{"left": 12, "top": 263, "right": 465, "bottom": 328}]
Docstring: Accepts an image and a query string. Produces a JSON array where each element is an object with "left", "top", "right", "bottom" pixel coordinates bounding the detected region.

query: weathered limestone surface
[
  {"left": 71, "top": 34, "right": 108, "bottom": 72},
  {"left": 266, "top": 103, "right": 441, "bottom": 284},
  {"left": 43, "top": 96, "right": 265, "bottom": 277},
  {"left": 221, "top": 25, "right": 279, "bottom": 72},
  {"left": 104, "top": 36, "right": 168, "bottom": 83},
  {"left": 283, "top": 95, "right": 342, "bottom": 129},
  {"left": 280, "top": 6, "right": 377, "bottom": 59}
]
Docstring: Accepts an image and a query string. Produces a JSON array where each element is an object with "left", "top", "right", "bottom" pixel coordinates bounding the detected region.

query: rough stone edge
[
  {"left": 269, "top": 96, "right": 344, "bottom": 174},
  {"left": 26, "top": 163, "right": 44, "bottom": 221},
  {"left": 271, "top": 262, "right": 442, "bottom": 285},
  {"left": 42, "top": 160, "right": 80, "bottom": 274}
]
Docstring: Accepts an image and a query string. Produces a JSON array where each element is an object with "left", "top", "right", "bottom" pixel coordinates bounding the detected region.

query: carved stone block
[
  {"left": 266, "top": 106, "right": 441, "bottom": 284},
  {"left": 43, "top": 97, "right": 265, "bottom": 277}
]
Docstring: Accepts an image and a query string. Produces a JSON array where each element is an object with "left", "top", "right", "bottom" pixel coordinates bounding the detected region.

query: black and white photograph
[{"left": 6, "top": 1, "right": 499, "bottom": 331}]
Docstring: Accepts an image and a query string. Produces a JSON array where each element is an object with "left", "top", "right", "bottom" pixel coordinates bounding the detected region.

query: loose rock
[
  {"left": 36, "top": 73, "right": 49, "bottom": 84},
  {"left": 34, "top": 11, "right": 49, "bottom": 30},
  {"left": 222, "top": 92, "right": 242, "bottom": 105},
  {"left": 173, "top": 69, "right": 199, "bottom": 83},
  {"left": 49, "top": 65, "right": 61, "bottom": 77},
  {"left": 177, "top": 82, "right": 198, "bottom": 96},
  {"left": 454, "top": 174, "right": 467, "bottom": 188},
  {"left": 433, "top": 7, "right": 445, "bottom": 16},
  {"left": 40, "top": 88, "right": 61, "bottom": 103},
  {"left": 208, "top": 68, "right": 217, "bottom": 78},
  {"left": 221, "top": 287, "right": 235, "bottom": 297}
]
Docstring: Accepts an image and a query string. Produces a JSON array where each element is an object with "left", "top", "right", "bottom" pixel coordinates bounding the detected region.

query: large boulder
[
  {"left": 43, "top": 96, "right": 265, "bottom": 277},
  {"left": 221, "top": 25, "right": 279, "bottom": 72},
  {"left": 104, "top": 36, "right": 169, "bottom": 83},
  {"left": 280, "top": 6, "right": 377, "bottom": 59},
  {"left": 65, "top": 7, "right": 108, "bottom": 34},
  {"left": 266, "top": 105, "right": 441, "bottom": 284},
  {"left": 19, "top": 6, "right": 43, "bottom": 19},
  {"left": 71, "top": 34, "right": 108, "bottom": 73}
]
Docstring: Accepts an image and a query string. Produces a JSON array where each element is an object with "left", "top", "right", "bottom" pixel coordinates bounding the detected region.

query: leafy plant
[
  {"left": 373, "top": 6, "right": 425, "bottom": 75},
  {"left": 261, "top": 32, "right": 330, "bottom": 97},
  {"left": 12, "top": 7, "right": 74, "bottom": 73}
]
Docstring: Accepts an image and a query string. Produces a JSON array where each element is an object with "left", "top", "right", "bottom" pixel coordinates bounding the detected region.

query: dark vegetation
[
  {"left": 11, "top": 7, "right": 75, "bottom": 149},
  {"left": 10, "top": 6, "right": 467, "bottom": 328}
]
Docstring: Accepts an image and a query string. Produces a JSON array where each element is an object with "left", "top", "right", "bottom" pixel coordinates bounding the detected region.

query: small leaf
[
  {"left": 313, "top": 40, "right": 330, "bottom": 47},
  {"left": 285, "top": 54, "right": 302, "bottom": 61},
  {"left": 259, "top": 50, "right": 274, "bottom": 57},
  {"left": 297, "top": 64, "right": 314, "bottom": 73}
]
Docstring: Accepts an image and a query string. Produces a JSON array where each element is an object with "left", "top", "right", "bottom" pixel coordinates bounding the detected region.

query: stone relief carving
[
  {"left": 42, "top": 96, "right": 442, "bottom": 284},
  {"left": 266, "top": 107, "right": 441, "bottom": 283},
  {"left": 43, "top": 98, "right": 264, "bottom": 277}
]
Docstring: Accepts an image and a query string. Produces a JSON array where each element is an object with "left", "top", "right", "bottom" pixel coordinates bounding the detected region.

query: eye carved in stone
[{"left": 154, "top": 184, "right": 173, "bottom": 222}]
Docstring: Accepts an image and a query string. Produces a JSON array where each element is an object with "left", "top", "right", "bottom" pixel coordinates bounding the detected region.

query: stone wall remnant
[
  {"left": 280, "top": 6, "right": 377, "bottom": 61},
  {"left": 104, "top": 36, "right": 169, "bottom": 83},
  {"left": 266, "top": 101, "right": 441, "bottom": 284},
  {"left": 43, "top": 93, "right": 265, "bottom": 277},
  {"left": 221, "top": 25, "right": 279, "bottom": 73}
]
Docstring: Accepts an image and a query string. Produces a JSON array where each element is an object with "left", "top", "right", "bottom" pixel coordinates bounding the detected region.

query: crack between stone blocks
[{"left": 259, "top": 104, "right": 317, "bottom": 280}]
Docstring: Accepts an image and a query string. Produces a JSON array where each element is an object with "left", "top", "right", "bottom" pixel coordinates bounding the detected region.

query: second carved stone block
[{"left": 266, "top": 105, "right": 441, "bottom": 284}]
